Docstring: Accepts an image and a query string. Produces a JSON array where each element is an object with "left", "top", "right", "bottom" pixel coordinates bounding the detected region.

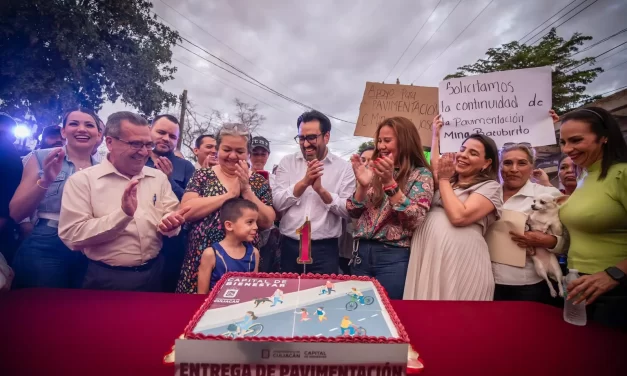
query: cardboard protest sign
[
  {"left": 438, "top": 66, "right": 555, "bottom": 153},
  {"left": 354, "top": 82, "right": 438, "bottom": 146}
]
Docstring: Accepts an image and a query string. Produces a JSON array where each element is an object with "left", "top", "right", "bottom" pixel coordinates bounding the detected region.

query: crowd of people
[{"left": 0, "top": 105, "right": 625, "bottom": 330}]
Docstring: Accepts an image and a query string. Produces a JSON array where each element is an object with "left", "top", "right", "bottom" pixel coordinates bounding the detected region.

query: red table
[{"left": 0, "top": 289, "right": 624, "bottom": 376}]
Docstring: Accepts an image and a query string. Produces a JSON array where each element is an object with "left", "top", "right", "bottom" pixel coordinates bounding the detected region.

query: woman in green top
[{"left": 559, "top": 107, "right": 627, "bottom": 329}]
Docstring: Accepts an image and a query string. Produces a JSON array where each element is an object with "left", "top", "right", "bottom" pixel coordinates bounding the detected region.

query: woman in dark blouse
[{"left": 176, "top": 123, "right": 274, "bottom": 293}]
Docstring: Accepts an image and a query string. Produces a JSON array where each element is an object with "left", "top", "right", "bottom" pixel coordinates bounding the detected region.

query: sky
[{"left": 99, "top": 0, "right": 627, "bottom": 168}]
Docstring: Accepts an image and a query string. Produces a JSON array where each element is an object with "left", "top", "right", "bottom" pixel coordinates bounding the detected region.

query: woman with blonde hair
[
  {"left": 404, "top": 115, "right": 503, "bottom": 301},
  {"left": 348, "top": 117, "right": 434, "bottom": 299}
]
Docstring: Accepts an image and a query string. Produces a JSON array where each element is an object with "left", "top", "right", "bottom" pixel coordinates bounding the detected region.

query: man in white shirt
[
  {"left": 59, "top": 112, "right": 188, "bottom": 292},
  {"left": 273, "top": 110, "right": 355, "bottom": 274}
]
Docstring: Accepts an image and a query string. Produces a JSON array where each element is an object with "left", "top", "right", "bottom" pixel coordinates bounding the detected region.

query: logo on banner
[
  {"left": 261, "top": 349, "right": 270, "bottom": 359},
  {"left": 272, "top": 350, "right": 301, "bottom": 358},
  {"left": 304, "top": 351, "right": 327, "bottom": 359},
  {"left": 224, "top": 289, "right": 238, "bottom": 298}
]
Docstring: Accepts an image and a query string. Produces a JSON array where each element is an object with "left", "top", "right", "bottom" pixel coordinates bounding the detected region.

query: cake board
[{"left": 173, "top": 272, "right": 418, "bottom": 376}]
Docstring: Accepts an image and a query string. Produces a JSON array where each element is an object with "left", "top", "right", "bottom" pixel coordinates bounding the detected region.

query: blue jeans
[
  {"left": 12, "top": 222, "right": 86, "bottom": 289},
  {"left": 350, "top": 240, "right": 409, "bottom": 300}
]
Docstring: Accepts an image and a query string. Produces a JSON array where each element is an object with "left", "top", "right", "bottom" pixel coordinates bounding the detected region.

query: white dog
[{"left": 526, "top": 193, "right": 567, "bottom": 298}]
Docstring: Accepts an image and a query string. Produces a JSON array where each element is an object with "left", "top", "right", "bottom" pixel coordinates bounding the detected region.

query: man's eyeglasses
[
  {"left": 113, "top": 137, "right": 155, "bottom": 150},
  {"left": 294, "top": 134, "right": 323, "bottom": 144}
]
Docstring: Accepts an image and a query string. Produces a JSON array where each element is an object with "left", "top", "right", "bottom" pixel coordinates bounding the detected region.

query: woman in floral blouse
[
  {"left": 176, "top": 123, "right": 275, "bottom": 294},
  {"left": 347, "top": 117, "right": 434, "bottom": 299}
]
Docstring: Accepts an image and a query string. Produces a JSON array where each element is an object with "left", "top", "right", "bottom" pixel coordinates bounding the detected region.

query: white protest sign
[{"left": 438, "top": 66, "right": 555, "bottom": 153}]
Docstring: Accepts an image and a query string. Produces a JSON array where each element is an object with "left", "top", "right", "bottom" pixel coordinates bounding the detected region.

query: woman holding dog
[
  {"left": 404, "top": 115, "right": 502, "bottom": 301},
  {"left": 559, "top": 107, "right": 627, "bottom": 329},
  {"left": 489, "top": 110, "right": 567, "bottom": 305},
  {"left": 492, "top": 135, "right": 567, "bottom": 305}
]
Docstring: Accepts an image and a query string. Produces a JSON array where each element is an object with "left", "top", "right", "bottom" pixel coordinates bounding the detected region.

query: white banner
[{"left": 438, "top": 66, "right": 555, "bottom": 153}]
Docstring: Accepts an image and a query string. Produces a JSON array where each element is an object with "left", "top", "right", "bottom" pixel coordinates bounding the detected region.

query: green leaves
[
  {"left": 444, "top": 28, "right": 603, "bottom": 114},
  {"left": 0, "top": 0, "right": 180, "bottom": 131},
  {"left": 358, "top": 141, "right": 375, "bottom": 154}
]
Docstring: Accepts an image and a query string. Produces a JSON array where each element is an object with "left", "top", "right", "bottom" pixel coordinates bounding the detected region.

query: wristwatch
[
  {"left": 384, "top": 185, "right": 400, "bottom": 197},
  {"left": 605, "top": 267, "right": 626, "bottom": 285}
]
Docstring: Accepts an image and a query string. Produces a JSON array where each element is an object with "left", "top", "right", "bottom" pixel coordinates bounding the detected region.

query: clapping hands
[
  {"left": 121, "top": 180, "right": 139, "bottom": 217},
  {"left": 41, "top": 148, "right": 65, "bottom": 185},
  {"left": 154, "top": 157, "right": 173, "bottom": 177},
  {"left": 302, "top": 159, "right": 324, "bottom": 187},
  {"left": 437, "top": 153, "right": 456, "bottom": 181},
  {"left": 350, "top": 154, "right": 373, "bottom": 187},
  {"left": 371, "top": 154, "right": 395, "bottom": 186},
  {"left": 234, "top": 160, "right": 251, "bottom": 194}
]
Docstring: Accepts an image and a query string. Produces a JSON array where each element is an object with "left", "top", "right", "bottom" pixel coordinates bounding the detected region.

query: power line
[
  {"left": 173, "top": 57, "right": 285, "bottom": 111},
  {"left": 517, "top": 0, "right": 580, "bottom": 43},
  {"left": 598, "top": 84, "right": 627, "bottom": 96},
  {"left": 176, "top": 40, "right": 357, "bottom": 125},
  {"left": 571, "top": 28, "right": 627, "bottom": 56},
  {"left": 565, "top": 40, "right": 627, "bottom": 72},
  {"left": 153, "top": 13, "right": 297, "bottom": 113},
  {"left": 176, "top": 43, "right": 287, "bottom": 103},
  {"left": 157, "top": 0, "right": 266, "bottom": 77},
  {"left": 412, "top": 0, "right": 494, "bottom": 84},
  {"left": 396, "top": 0, "right": 463, "bottom": 80},
  {"left": 596, "top": 45, "right": 627, "bottom": 63},
  {"left": 528, "top": 0, "right": 600, "bottom": 45},
  {"left": 382, "top": 0, "right": 442, "bottom": 82},
  {"left": 521, "top": 0, "right": 588, "bottom": 45},
  {"left": 153, "top": 11, "right": 357, "bottom": 125},
  {"left": 604, "top": 59, "right": 627, "bottom": 72},
  {"left": 176, "top": 37, "right": 296, "bottom": 107}
]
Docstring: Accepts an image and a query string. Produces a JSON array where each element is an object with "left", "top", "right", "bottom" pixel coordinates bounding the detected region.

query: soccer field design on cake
[{"left": 184, "top": 272, "right": 407, "bottom": 342}]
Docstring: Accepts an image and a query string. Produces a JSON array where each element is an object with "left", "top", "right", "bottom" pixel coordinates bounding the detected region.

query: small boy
[{"left": 197, "top": 198, "right": 260, "bottom": 293}]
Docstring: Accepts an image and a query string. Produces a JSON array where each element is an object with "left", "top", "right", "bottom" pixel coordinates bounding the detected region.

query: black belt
[{"left": 91, "top": 257, "right": 157, "bottom": 272}]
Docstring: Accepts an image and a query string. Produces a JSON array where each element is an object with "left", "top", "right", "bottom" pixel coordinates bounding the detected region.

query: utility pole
[{"left": 177, "top": 89, "right": 187, "bottom": 149}]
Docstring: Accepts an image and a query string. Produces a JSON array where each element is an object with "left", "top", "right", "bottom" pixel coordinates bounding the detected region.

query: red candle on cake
[{"left": 296, "top": 217, "right": 312, "bottom": 266}]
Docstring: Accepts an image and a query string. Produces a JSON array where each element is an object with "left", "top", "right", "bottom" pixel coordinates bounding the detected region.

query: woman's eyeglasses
[{"left": 113, "top": 137, "right": 155, "bottom": 150}]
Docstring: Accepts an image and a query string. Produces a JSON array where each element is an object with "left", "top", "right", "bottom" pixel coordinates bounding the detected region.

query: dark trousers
[
  {"left": 280, "top": 236, "right": 339, "bottom": 275},
  {"left": 351, "top": 240, "right": 409, "bottom": 300},
  {"left": 12, "top": 222, "right": 86, "bottom": 289},
  {"left": 339, "top": 257, "right": 351, "bottom": 275},
  {"left": 494, "top": 281, "right": 562, "bottom": 308},
  {"left": 259, "top": 228, "right": 282, "bottom": 273},
  {"left": 586, "top": 283, "right": 627, "bottom": 331},
  {"left": 161, "top": 232, "right": 186, "bottom": 292},
  {"left": 82, "top": 255, "right": 164, "bottom": 292}
]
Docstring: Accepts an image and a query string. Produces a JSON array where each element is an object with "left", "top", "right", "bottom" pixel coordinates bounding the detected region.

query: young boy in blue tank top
[{"left": 197, "top": 198, "right": 260, "bottom": 293}]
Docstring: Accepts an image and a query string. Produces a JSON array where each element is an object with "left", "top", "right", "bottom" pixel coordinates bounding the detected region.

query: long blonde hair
[{"left": 371, "top": 117, "right": 431, "bottom": 206}]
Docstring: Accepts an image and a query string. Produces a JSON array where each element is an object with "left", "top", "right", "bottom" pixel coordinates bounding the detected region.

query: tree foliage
[
  {"left": 181, "top": 98, "right": 265, "bottom": 159},
  {"left": 233, "top": 98, "right": 266, "bottom": 133},
  {"left": 444, "top": 29, "right": 602, "bottom": 114},
  {"left": 358, "top": 141, "right": 375, "bottom": 154},
  {"left": 0, "top": 0, "right": 180, "bottom": 130}
]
